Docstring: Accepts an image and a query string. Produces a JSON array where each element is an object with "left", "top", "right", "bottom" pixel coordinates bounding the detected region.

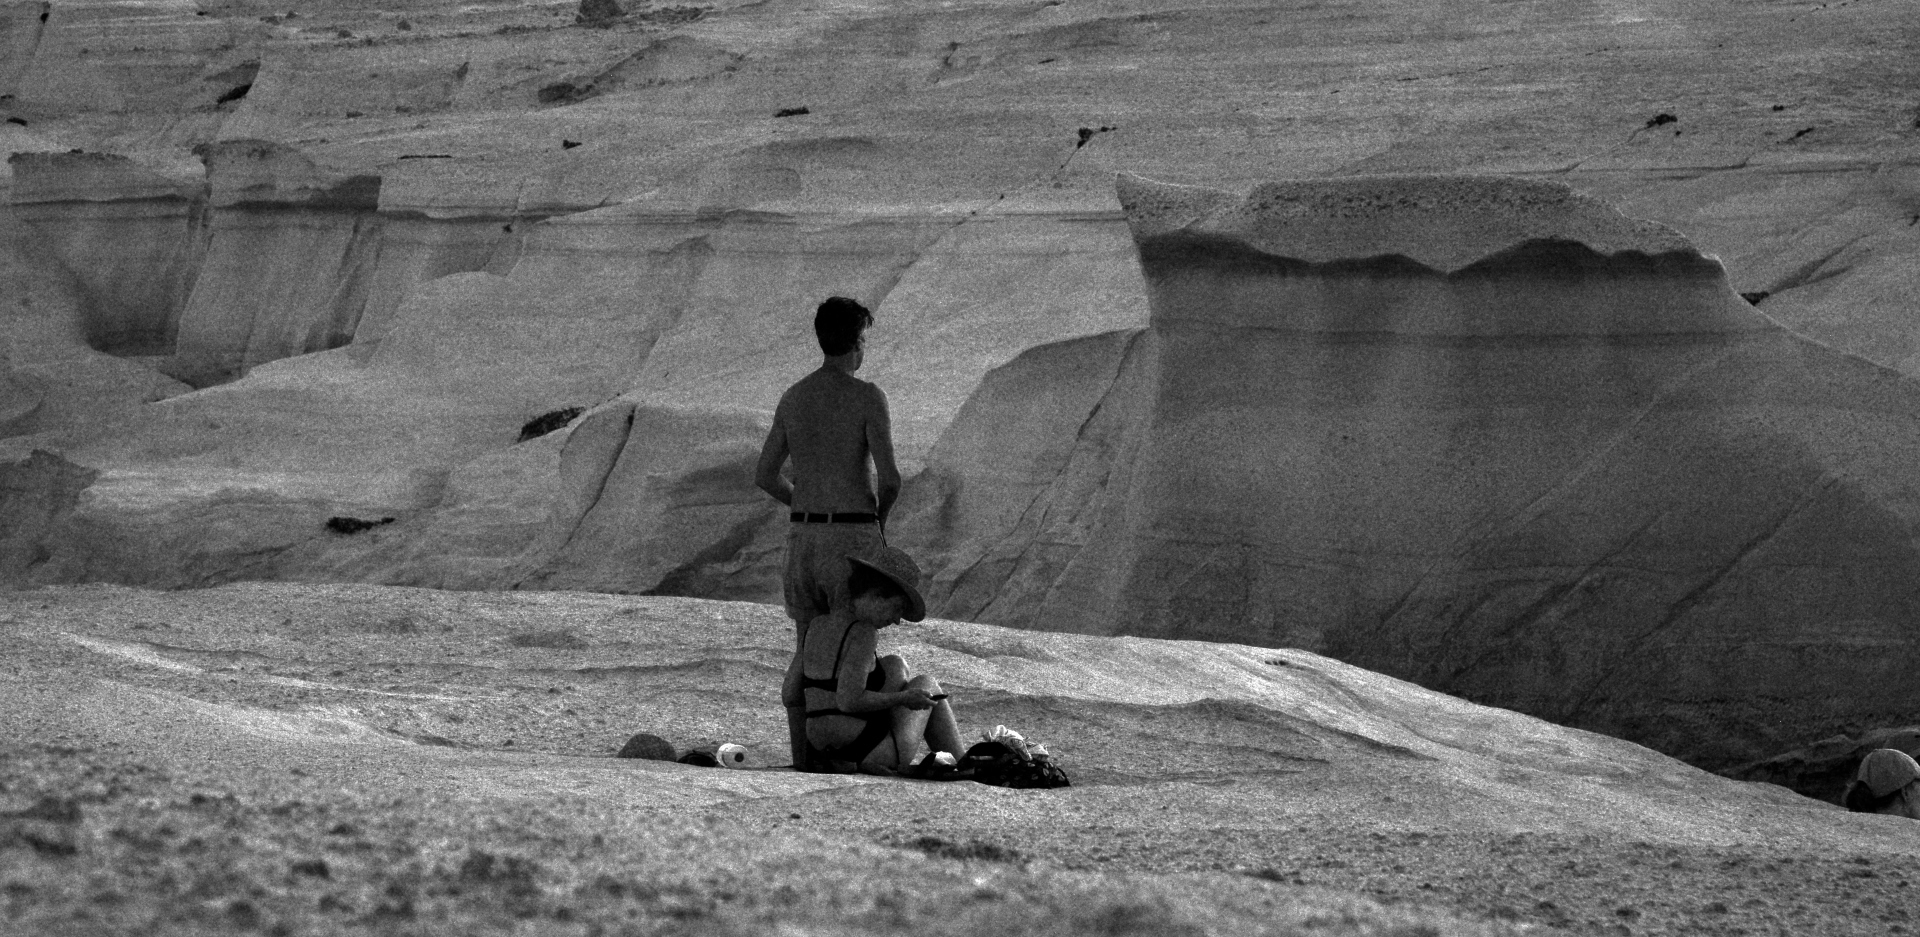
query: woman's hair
[
  {"left": 1844, "top": 780, "right": 1903, "bottom": 813},
  {"left": 814, "top": 296, "right": 873, "bottom": 357},
  {"left": 847, "top": 564, "right": 905, "bottom": 603}
]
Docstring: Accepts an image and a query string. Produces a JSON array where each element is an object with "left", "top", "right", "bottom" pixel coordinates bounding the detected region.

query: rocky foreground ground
[{"left": 3, "top": 583, "right": 1918, "bottom": 936}]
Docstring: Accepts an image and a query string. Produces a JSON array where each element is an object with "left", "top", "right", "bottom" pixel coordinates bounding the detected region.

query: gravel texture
[{"left": 4, "top": 582, "right": 1918, "bottom": 936}]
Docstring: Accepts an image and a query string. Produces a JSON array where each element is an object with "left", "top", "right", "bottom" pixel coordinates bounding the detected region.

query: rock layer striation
[{"left": 891, "top": 173, "right": 1920, "bottom": 771}]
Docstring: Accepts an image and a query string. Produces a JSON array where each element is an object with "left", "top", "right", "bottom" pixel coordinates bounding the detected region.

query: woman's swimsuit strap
[
  {"left": 802, "top": 623, "right": 893, "bottom": 762},
  {"left": 800, "top": 624, "right": 884, "bottom": 705}
]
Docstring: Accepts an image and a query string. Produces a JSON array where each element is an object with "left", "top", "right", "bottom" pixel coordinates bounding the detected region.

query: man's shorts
[{"left": 783, "top": 522, "right": 885, "bottom": 634}]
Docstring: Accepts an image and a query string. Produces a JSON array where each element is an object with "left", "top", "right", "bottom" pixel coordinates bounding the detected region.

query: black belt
[{"left": 790, "top": 512, "right": 878, "bottom": 524}]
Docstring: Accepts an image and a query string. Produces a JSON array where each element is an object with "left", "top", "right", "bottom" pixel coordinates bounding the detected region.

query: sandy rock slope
[{"left": 3, "top": 582, "right": 1920, "bottom": 935}]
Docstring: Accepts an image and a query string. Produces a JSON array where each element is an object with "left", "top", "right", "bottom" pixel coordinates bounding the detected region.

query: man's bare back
[
  {"left": 756, "top": 366, "right": 901, "bottom": 519},
  {"left": 762, "top": 295, "right": 904, "bottom": 770}
]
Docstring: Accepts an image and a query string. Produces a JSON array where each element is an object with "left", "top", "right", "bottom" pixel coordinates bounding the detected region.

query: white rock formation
[
  {"left": 2, "top": 0, "right": 1917, "bottom": 778},
  {"left": 890, "top": 172, "right": 1920, "bottom": 771}
]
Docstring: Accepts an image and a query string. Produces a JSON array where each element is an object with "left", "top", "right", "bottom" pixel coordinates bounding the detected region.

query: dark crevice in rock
[
  {"left": 1761, "top": 236, "right": 1863, "bottom": 297},
  {"left": 1559, "top": 476, "right": 1841, "bottom": 727},
  {"left": 326, "top": 516, "right": 396, "bottom": 535},
  {"left": 531, "top": 405, "right": 637, "bottom": 579},
  {"left": 518, "top": 407, "right": 585, "bottom": 443}
]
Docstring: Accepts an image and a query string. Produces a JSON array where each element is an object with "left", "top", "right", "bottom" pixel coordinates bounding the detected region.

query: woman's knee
[
  {"left": 907, "top": 673, "right": 943, "bottom": 695},
  {"left": 878, "top": 655, "right": 912, "bottom": 688}
]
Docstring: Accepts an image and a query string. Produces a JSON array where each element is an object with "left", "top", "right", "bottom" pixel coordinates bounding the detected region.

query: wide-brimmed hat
[
  {"left": 1857, "top": 748, "right": 1920, "bottom": 797},
  {"left": 847, "top": 545, "right": 926, "bottom": 622}
]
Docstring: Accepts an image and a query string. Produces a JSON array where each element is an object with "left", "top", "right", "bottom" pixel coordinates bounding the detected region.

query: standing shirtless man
[{"left": 756, "top": 296, "right": 902, "bottom": 769}]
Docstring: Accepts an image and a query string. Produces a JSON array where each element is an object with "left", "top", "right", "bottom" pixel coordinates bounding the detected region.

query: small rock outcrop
[
  {"left": 616, "top": 732, "right": 676, "bottom": 760},
  {"left": 0, "top": 449, "right": 97, "bottom": 586}
]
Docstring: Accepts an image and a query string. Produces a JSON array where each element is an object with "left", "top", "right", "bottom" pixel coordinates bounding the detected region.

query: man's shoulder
[
  {"left": 783, "top": 369, "right": 886, "bottom": 406},
  {"left": 835, "top": 371, "right": 886, "bottom": 404}
]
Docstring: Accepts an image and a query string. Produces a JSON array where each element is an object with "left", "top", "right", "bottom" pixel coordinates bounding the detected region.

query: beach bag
[{"left": 958, "top": 739, "right": 1071, "bottom": 789}]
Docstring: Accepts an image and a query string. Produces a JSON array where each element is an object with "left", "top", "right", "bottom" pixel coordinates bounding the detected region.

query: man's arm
[
  {"left": 755, "top": 415, "right": 793, "bottom": 506},
  {"left": 866, "top": 386, "right": 901, "bottom": 524}
]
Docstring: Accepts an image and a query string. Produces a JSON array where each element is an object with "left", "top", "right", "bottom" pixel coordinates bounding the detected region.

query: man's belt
[{"left": 790, "top": 512, "right": 879, "bottom": 524}]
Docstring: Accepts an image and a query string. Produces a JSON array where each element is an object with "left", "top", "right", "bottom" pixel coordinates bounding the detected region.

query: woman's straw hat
[
  {"left": 1856, "top": 748, "right": 1920, "bottom": 797},
  {"left": 847, "top": 545, "right": 927, "bottom": 622}
]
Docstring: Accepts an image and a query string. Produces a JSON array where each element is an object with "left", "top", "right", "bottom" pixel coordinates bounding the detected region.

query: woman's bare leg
[
  {"left": 915, "top": 675, "right": 963, "bottom": 757},
  {"left": 856, "top": 656, "right": 927, "bottom": 772}
]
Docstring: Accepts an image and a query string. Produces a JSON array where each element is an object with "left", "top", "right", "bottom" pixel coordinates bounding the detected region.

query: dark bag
[{"left": 958, "top": 741, "right": 1070, "bottom": 789}]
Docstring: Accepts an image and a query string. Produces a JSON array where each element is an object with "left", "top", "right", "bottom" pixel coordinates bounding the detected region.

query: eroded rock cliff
[
  {"left": 2, "top": 0, "right": 1918, "bottom": 774},
  {"left": 892, "top": 173, "right": 1920, "bottom": 771}
]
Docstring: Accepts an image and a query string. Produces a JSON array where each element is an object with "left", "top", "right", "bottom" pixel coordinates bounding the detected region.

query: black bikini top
[{"left": 802, "top": 623, "right": 885, "bottom": 716}]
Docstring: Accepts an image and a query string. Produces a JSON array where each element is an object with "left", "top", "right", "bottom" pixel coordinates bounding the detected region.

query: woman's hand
[{"left": 896, "top": 687, "right": 937, "bottom": 710}]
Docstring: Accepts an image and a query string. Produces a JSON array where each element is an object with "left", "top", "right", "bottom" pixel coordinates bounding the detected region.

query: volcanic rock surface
[
  {"left": 3, "top": 582, "right": 1918, "bottom": 935},
  {"left": 1, "top": 0, "right": 1918, "bottom": 778}
]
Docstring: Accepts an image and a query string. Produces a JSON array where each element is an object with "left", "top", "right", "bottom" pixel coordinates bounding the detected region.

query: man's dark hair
[
  {"left": 847, "top": 564, "right": 905, "bottom": 602},
  {"left": 815, "top": 296, "right": 873, "bottom": 357}
]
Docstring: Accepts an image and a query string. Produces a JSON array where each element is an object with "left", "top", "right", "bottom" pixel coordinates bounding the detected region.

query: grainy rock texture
[
  {"left": 2, "top": 0, "right": 1918, "bottom": 781},
  {"left": 895, "top": 173, "right": 1920, "bottom": 773},
  {"left": 2, "top": 582, "right": 1917, "bottom": 936}
]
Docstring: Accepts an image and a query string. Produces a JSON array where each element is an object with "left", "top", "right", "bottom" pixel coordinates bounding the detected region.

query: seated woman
[
  {"left": 781, "top": 545, "right": 962, "bottom": 774},
  {"left": 1842, "top": 748, "right": 1920, "bottom": 820}
]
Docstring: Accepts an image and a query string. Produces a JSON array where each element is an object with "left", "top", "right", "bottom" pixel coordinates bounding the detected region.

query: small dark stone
[
  {"left": 1645, "top": 113, "right": 1677, "bottom": 128},
  {"left": 2, "top": 822, "right": 78, "bottom": 856},
  {"left": 8, "top": 796, "right": 81, "bottom": 824},
  {"left": 291, "top": 858, "right": 331, "bottom": 878},
  {"left": 538, "top": 82, "right": 584, "bottom": 104},
  {"left": 562, "top": 139, "right": 582, "bottom": 149},
  {"left": 618, "top": 733, "right": 676, "bottom": 760},
  {"left": 397, "top": 18, "right": 411, "bottom": 30},
  {"left": 774, "top": 106, "right": 811, "bottom": 118},
  {"left": 227, "top": 899, "right": 260, "bottom": 925},
  {"left": 5, "top": 117, "right": 26, "bottom": 126},
  {"left": 903, "top": 835, "right": 1024, "bottom": 864},
  {"left": 576, "top": 0, "right": 623, "bottom": 26},
  {"left": 459, "top": 850, "right": 540, "bottom": 896},
  {"left": 1740, "top": 291, "right": 1771, "bottom": 305}
]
